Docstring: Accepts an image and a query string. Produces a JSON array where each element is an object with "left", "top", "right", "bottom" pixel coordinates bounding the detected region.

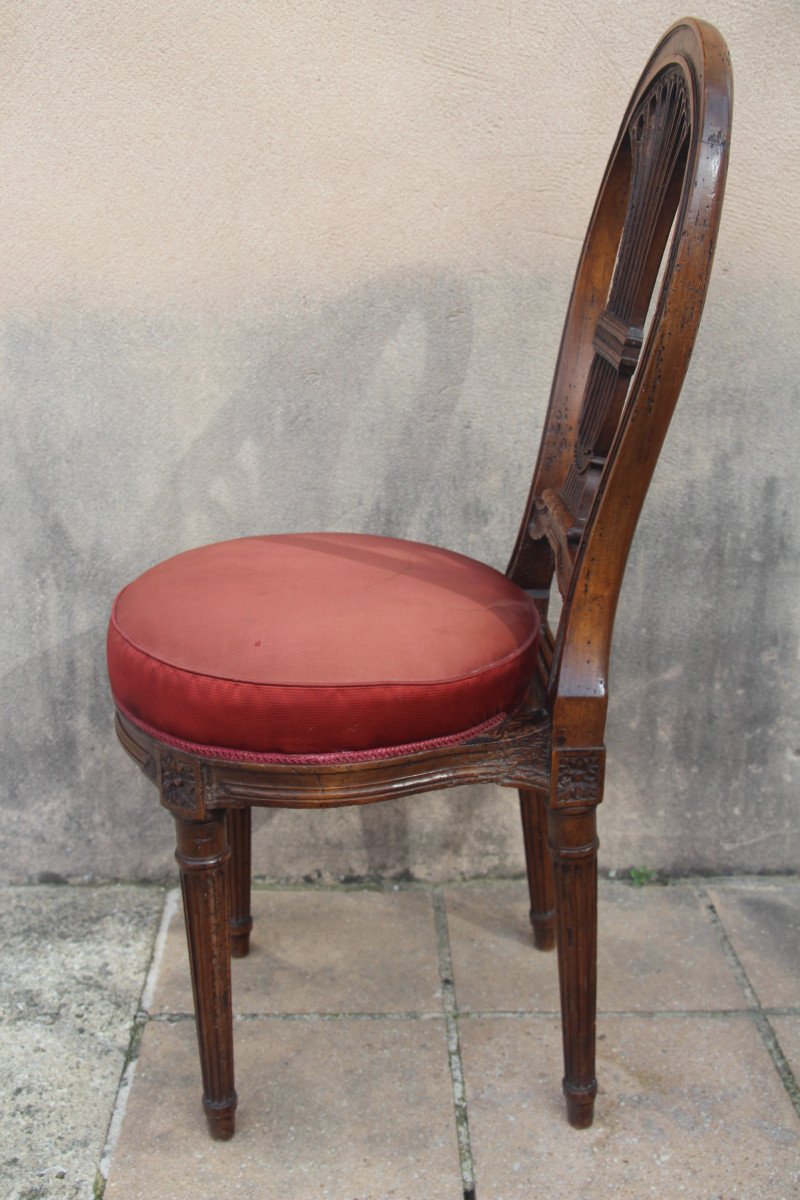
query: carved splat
[
  {"left": 565, "top": 66, "right": 689, "bottom": 504},
  {"left": 532, "top": 66, "right": 690, "bottom": 597}
]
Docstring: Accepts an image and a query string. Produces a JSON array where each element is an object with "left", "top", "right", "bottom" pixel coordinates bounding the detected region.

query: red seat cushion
[{"left": 107, "top": 532, "right": 540, "bottom": 759}]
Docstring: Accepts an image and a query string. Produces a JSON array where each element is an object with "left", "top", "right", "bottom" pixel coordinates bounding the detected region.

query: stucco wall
[{"left": 2, "top": 1, "right": 798, "bottom": 882}]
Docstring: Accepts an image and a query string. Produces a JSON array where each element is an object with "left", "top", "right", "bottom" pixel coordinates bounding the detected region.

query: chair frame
[{"left": 114, "top": 18, "right": 732, "bottom": 1141}]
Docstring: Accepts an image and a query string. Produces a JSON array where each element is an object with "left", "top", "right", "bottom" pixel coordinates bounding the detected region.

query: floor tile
[
  {"left": 443, "top": 881, "right": 560, "bottom": 1012},
  {"left": 152, "top": 888, "right": 443, "bottom": 1015},
  {"left": 104, "top": 1017, "right": 462, "bottom": 1200},
  {"left": 707, "top": 883, "right": 800, "bottom": 1008},
  {"left": 597, "top": 883, "right": 745, "bottom": 1011},
  {"left": 0, "top": 885, "right": 163, "bottom": 1200},
  {"left": 460, "top": 1014, "right": 800, "bottom": 1199},
  {"left": 445, "top": 881, "right": 745, "bottom": 1013}
]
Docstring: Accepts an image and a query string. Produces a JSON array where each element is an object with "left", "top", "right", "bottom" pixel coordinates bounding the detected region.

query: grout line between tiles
[
  {"left": 695, "top": 883, "right": 761, "bottom": 1009},
  {"left": 249, "top": 878, "right": 432, "bottom": 892},
  {"left": 698, "top": 883, "right": 800, "bottom": 1120},
  {"left": 433, "top": 886, "right": 477, "bottom": 1200},
  {"left": 240, "top": 874, "right": 800, "bottom": 892},
  {"left": 457, "top": 1007, "right": 780, "bottom": 1019},
  {"left": 755, "top": 1015, "right": 800, "bottom": 1116},
  {"left": 96, "top": 887, "right": 172, "bottom": 1192},
  {"left": 148, "top": 1005, "right": 800, "bottom": 1022},
  {"left": 152, "top": 1009, "right": 445, "bottom": 1022}
]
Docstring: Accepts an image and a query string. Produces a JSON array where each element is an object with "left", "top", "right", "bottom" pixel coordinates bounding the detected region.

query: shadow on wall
[
  {"left": 609, "top": 460, "right": 798, "bottom": 872},
  {"left": 4, "top": 266, "right": 800, "bottom": 878},
  {"left": 145, "top": 269, "right": 477, "bottom": 548},
  {"left": 1, "top": 268, "right": 504, "bottom": 880}
]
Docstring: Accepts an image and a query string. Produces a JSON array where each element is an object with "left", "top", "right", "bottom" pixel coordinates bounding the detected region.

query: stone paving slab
[
  {"left": 707, "top": 883, "right": 800, "bottom": 1009},
  {"left": 445, "top": 880, "right": 746, "bottom": 1012},
  {"left": 0, "top": 885, "right": 164, "bottom": 1200},
  {"left": 2, "top": 878, "right": 798, "bottom": 1200},
  {"left": 152, "top": 887, "right": 443, "bottom": 1015},
  {"left": 103, "top": 1017, "right": 463, "bottom": 1200},
  {"left": 459, "top": 1014, "right": 800, "bottom": 1199}
]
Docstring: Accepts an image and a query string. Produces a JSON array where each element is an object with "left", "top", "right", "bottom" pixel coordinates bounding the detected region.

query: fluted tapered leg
[
  {"left": 226, "top": 808, "right": 253, "bottom": 958},
  {"left": 175, "top": 812, "right": 237, "bottom": 1140},
  {"left": 548, "top": 803, "right": 599, "bottom": 1128},
  {"left": 519, "top": 787, "right": 556, "bottom": 950}
]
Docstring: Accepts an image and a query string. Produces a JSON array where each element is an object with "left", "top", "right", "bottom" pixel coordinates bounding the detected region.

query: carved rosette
[
  {"left": 159, "top": 754, "right": 202, "bottom": 816},
  {"left": 552, "top": 747, "right": 605, "bottom": 809}
]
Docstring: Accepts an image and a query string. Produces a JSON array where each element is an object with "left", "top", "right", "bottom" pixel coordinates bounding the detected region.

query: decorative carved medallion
[
  {"left": 160, "top": 755, "right": 199, "bottom": 813},
  {"left": 553, "top": 747, "right": 605, "bottom": 808}
]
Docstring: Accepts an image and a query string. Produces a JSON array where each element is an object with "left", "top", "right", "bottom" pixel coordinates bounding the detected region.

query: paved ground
[{"left": 2, "top": 877, "right": 799, "bottom": 1199}]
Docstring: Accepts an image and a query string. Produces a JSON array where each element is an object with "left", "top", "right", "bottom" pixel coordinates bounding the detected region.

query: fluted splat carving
[
  {"left": 561, "top": 66, "right": 690, "bottom": 519},
  {"left": 604, "top": 68, "right": 689, "bottom": 332}
]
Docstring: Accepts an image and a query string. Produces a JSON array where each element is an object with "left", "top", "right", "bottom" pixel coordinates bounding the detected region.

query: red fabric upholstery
[{"left": 107, "top": 533, "right": 540, "bottom": 757}]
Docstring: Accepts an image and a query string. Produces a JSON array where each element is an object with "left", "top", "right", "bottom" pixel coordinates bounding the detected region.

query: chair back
[{"left": 508, "top": 18, "right": 732, "bottom": 744}]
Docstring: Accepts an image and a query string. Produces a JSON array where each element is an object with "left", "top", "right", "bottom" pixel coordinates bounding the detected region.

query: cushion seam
[
  {"left": 115, "top": 700, "right": 509, "bottom": 764},
  {"left": 109, "top": 603, "right": 540, "bottom": 691}
]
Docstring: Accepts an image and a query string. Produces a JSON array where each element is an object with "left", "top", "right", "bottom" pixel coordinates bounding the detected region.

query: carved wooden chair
[{"left": 107, "top": 19, "right": 731, "bottom": 1141}]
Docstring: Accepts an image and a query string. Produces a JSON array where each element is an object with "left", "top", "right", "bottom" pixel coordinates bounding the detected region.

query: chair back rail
[{"left": 507, "top": 18, "right": 732, "bottom": 745}]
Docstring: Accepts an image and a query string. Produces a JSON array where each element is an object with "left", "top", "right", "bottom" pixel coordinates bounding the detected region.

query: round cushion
[{"left": 107, "top": 532, "right": 540, "bottom": 758}]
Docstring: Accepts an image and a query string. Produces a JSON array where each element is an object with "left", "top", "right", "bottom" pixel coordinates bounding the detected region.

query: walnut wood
[
  {"left": 519, "top": 789, "right": 556, "bottom": 950},
  {"left": 174, "top": 812, "right": 237, "bottom": 1139},
  {"left": 548, "top": 747, "right": 604, "bottom": 1127},
  {"left": 115, "top": 703, "right": 552, "bottom": 813},
  {"left": 551, "top": 821, "right": 598, "bottom": 1131},
  {"left": 109, "top": 19, "right": 732, "bottom": 1141},
  {"left": 226, "top": 808, "right": 253, "bottom": 958}
]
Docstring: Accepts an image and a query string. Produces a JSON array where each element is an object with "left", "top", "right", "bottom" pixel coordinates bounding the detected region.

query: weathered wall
[{"left": 2, "top": 1, "right": 798, "bottom": 882}]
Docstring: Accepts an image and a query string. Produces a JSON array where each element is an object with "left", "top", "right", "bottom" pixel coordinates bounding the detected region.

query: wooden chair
[{"left": 107, "top": 19, "right": 732, "bottom": 1141}]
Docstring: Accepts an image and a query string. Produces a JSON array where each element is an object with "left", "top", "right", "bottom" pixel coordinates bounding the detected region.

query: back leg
[
  {"left": 519, "top": 788, "right": 556, "bottom": 950},
  {"left": 226, "top": 808, "right": 253, "bottom": 958}
]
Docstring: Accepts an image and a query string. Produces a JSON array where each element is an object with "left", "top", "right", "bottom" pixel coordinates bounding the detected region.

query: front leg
[
  {"left": 548, "top": 747, "right": 604, "bottom": 1128},
  {"left": 174, "top": 811, "right": 238, "bottom": 1139}
]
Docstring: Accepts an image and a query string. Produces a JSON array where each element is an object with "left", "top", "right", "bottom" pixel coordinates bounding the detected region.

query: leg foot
[
  {"left": 519, "top": 788, "right": 556, "bottom": 950},
  {"left": 203, "top": 1092, "right": 238, "bottom": 1140},
  {"left": 533, "top": 922, "right": 556, "bottom": 952},
  {"left": 563, "top": 1078, "right": 597, "bottom": 1128},
  {"left": 230, "top": 921, "right": 253, "bottom": 959}
]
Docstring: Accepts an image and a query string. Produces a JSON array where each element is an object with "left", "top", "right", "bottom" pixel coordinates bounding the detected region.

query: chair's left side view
[{"left": 107, "top": 17, "right": 732, "bottom": 1144}]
